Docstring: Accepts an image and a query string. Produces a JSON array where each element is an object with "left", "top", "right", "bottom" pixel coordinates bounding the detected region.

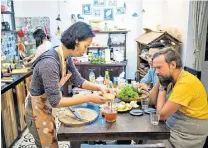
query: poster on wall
[
  {"left": 104, "top": 8, "right": 113, "bottom": 20},
  {"left": 93, "top": 8, "right": 101, "bottom": 17},
  {"left": 116, "top": 7, "right": 126, "bottom": 14},
  {"left": 1, "top": 32, "right": 17, "bottom": 59},
  {"left": 108, "top": 0, "right": 117, "bottom": 6},
  {"left": 93, "top": 0, "right": 105, "bottom": 7},
  {"left": 82, "top": 4, "right": 92, "bottom": 15}
]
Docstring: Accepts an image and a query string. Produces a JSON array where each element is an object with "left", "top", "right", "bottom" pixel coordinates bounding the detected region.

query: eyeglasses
[{"left": 147, "top": 54, "right": 153, "bottom": 60}]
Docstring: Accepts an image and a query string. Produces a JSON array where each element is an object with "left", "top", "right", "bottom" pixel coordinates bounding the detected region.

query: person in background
[
  {"left": 24, "top": 22, "right": 112, "bottom": 148},
  {"left": 138, "top": 42, "right": 165, "bottom": 105},
  {"left": 151, "top": 47, "right": 208, "bottom": 148},
  {"left": 23, "top": 29, "right": 52, "bottom": 66}
]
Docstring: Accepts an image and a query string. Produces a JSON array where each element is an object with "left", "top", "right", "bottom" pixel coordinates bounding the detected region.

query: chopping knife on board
[{"left": 68, "top": 107, "right": 87, "bottom": 122}]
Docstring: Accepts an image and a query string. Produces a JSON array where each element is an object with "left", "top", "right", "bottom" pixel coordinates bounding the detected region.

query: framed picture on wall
[
  {"left": 93, "top": 0, "right": 105, "bottom": 7},
  {"left": 93, "top": 8, "right": 101, "bottom": 17},
  {"left": 104, "top": 8, "right": 113, "bottom": 20},
  {"left": 108, "top": 0, "right": 117, "bottom": 6},
  {"left": 116, "top": 7, "right": 126, "bottom": 14},
  {"left": 82, "top": 4, "right": 92, "bottom": 15}
]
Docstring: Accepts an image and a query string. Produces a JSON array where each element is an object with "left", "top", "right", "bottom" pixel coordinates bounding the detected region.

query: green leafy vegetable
[
  {"left": 118, "top": 85, "right": 139, "bottom": 100},
  {"left": 90, "top": 58, "right": 105, "bottom": 64}
]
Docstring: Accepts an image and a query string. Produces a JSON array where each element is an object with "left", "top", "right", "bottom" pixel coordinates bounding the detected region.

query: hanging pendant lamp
[{"left": 56, "top": 14, "right": 61, "bottom": 21}]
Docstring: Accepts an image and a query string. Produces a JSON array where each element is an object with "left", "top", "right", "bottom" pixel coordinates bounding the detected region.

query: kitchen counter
[
  {"left": 1, "top": 69, "right": 33, "bottom": 147},
  {"left": 1, "top": 70, "right": 33, "bottom": 94}
]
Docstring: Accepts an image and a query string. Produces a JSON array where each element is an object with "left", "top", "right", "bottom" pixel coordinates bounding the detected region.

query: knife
[{"left": 68, "top": 107, "right": 84, "bottom": 121}]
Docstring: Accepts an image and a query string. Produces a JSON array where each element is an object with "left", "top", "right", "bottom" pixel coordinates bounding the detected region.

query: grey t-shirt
[{"left": 27, "top": 49, "right": 85, "bottom": 110}]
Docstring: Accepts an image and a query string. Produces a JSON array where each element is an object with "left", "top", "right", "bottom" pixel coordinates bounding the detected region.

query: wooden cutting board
[
  {"left": 58, "top": 108, "right": 98, "bottom": 126},
  {"left": 11, "top": 68, "right": 30, "bottom": 74}
]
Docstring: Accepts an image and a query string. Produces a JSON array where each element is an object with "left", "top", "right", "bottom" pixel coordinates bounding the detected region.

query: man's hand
[{"left": 137, "top": 83, "right": 149, "bottom": 91}]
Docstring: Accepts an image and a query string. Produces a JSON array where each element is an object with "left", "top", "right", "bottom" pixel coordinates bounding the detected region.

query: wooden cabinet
[
  {"left": 75, "top": 64, "right": 124, "bottom": 81},
  {"left": 101, "top": 66, "right": 124, "bottom": 81},
  {"left": 15, "top": 81, "right": 27, "bottom": 131},
  {"left": 1, "top": 71, "right": 33, "bottom": 147},
  {"left": 1, "top": 89, "right": 18, "bottom": 147},
  {"left": 25, "top": 75, "right": 32, "bottom": 93}
]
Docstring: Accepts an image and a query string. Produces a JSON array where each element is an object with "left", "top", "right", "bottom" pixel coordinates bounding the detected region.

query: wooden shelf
[
  {"left": 1, "top": 11, "right": 14, "bottom": 14},
  {"left": 88, "top": 46, "right": 108, "bottom": 49},
  {"left": 93, "top": 30, "right": 128, "bottom": 34},
  {"left": 110, "top": 44, "right": 125, "bottom": 47},
  {"left": 1, "top": 30, "right": 16, "bottom": 33},
  {"left": 139, "top": 55, "right": 148, "bottom": 62}
]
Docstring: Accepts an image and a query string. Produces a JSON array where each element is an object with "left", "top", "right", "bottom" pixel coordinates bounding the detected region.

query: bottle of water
[{"left": 89, "top": 69, "right": 95, "bottom": 83}]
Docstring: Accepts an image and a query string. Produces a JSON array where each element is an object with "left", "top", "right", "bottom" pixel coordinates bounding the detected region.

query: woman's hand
[
  {"left": 99, "top": 86, "right": 113, "bottom": 94},
  {"left": 88, "top": 94, "right": 111, "bottom": 104},
  {"left": 23, "top": 57, "right": 29, "bottom": 62}
]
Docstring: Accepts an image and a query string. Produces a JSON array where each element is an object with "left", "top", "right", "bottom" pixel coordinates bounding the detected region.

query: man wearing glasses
[{"left": 138, "top": 42, "right": 165, "bottom": 105}]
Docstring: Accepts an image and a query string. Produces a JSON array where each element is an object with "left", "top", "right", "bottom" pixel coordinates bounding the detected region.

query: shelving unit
[
  {"left": 1, "top": 1, "right": 19, "bottom": 147},
  {"left": 139, "top": 55, "right": 148, "bottom": 62},
  {"left": 75, "top": 30, "right": 128, "bottom": 81},
  {"left": 135, "top": 31, "right": 181, "bottom": 81},
  {"left": 93, "top": 30, "right": 128, "bottom": 34},
  {"left": 1, "top": 11, "right": 14, "bottom": 14},
  {"left": 1, "top": 30, "right": 16, "bottom": 33},
  {"left": 88, "top": 46, "right": 108, "bottom": 49},
  {"left": 1, "top": 0, "right": 18, "bottom": 61}
]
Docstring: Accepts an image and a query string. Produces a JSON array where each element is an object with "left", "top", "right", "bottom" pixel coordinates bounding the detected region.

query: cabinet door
[
  {"left": 25, "top": 75, "right": 32, "bottom": 94},
  {"left": 101, "top": 66, "right": 124, "bottom": 81},
  {"left": 82, "top": 66, "right": 101, "bottom": 80},
  {"left": 1, "top": 89, "right": 18, "bottom": 147},
  {"left": 16, "top": 81, "right": 27, "bottom": 131}
]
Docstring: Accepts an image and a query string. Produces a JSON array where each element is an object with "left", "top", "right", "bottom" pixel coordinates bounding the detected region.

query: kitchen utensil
[
  {"left": 68, "top": 107, "right": 85, "bottom": 121},
  {"left": 58, "top": 108, "right": 98, "bottom": 126}
]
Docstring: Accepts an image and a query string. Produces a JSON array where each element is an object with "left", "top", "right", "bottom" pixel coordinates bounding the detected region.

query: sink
[{"left": 1, "top": 82, "right": 7, "bottom": 87}]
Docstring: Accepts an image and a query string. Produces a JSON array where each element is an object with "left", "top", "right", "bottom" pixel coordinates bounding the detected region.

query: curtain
[{"left": 192, "top": 1, "right": 208, "bottom": 70}]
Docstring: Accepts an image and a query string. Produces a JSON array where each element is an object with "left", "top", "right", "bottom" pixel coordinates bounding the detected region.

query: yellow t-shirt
[{"left": 168, "top": 71, "right": 208, "bottom": 119}]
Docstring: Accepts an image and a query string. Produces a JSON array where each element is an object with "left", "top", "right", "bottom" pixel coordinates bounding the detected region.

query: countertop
[{"left": 1, "top": 70, "right": 33, "bottom": 94}]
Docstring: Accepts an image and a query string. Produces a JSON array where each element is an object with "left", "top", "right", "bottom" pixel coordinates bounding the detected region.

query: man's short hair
[
  {"left": 149, "top": 42, "right": 165, "bottom": 49},
  {"left": 152, "top": 47, "right": 182, "bottom": 68}
]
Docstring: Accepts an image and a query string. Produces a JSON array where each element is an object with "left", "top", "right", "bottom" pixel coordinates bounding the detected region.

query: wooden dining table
[{"left": 57, "top": 103, "right": 170, "bottom": 148}]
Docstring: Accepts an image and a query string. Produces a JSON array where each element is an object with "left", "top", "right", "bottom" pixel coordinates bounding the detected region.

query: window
[{"left": 205, "top": 24, "right": 208, "bottom": 61}]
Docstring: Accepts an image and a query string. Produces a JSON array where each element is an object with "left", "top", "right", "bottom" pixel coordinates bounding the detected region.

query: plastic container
[{"left": 89, "top": 69, "right": 95, "bottom": 83}]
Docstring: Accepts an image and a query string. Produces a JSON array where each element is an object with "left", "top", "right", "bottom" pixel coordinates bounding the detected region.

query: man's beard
[{"left": 158, "top": 75, "right": 173, "bottom": 87}]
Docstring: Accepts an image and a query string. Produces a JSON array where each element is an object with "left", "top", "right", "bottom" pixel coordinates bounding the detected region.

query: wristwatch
[{"left": 159, "top": 85, "right": 167, "bottom": 91}]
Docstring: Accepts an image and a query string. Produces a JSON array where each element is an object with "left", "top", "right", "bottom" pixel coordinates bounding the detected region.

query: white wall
[
  {"left": 142, "top": 0, "right": 191, "bottom": 67},
  {"left": 14, "top": 0, "right": 143, "bottom": 79}
]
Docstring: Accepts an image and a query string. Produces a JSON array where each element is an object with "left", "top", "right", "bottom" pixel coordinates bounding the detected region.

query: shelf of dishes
[{"left": 73, "top": 47, "right": 125, "bottom": 64}]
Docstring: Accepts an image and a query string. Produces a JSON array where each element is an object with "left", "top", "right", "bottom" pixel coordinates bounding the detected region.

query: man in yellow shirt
[{"left": 151, "top": 47, "right": 208, "bottom": 148}]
